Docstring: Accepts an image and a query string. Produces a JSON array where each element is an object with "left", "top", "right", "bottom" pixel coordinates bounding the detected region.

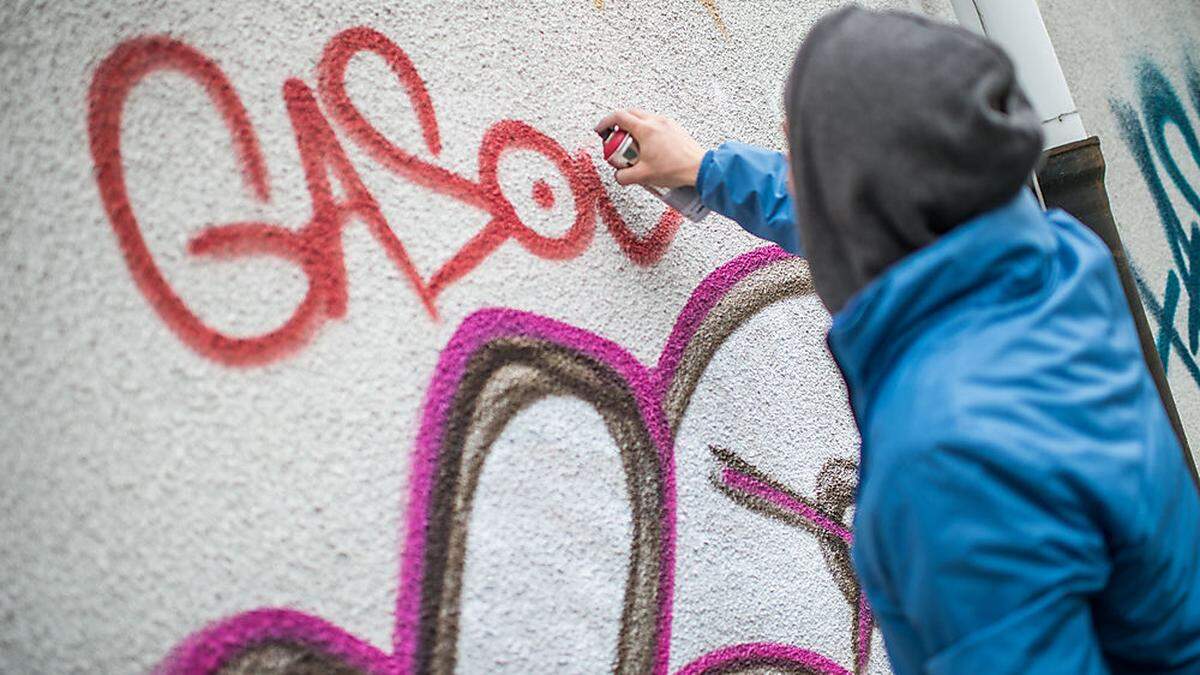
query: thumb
[{"left": 614, "top": 163, "right": 650, "bottom": 186}]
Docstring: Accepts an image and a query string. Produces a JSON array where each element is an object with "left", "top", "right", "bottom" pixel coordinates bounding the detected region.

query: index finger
[{"left": 594, "top": 109, "right": 646, "bottom": 136}]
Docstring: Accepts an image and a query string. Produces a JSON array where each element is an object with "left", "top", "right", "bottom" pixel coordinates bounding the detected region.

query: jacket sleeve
[
  {"left": 852, "top": 440, "right": 1114, "bottom": 674},
  {"left": 695, "top": 141, "right": 802, "bottom": 255}
]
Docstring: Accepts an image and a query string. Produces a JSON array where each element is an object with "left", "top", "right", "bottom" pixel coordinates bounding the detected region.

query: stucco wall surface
[{"left": 1, "top": 1, "right": 1196, "bottom": 674}]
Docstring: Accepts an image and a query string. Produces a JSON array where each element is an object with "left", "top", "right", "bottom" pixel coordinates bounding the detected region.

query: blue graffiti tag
[{"left": 1111, "top": 56, "right": 1200, "bottom": 387}]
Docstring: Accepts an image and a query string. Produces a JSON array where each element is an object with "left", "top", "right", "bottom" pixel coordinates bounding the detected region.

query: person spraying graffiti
[{"left": 597, "top": 7, "right": 1200, "bottom": 673}]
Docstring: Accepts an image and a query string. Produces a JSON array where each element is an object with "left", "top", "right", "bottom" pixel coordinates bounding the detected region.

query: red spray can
[{"left": 599, "top": 126, "right": 711, "bottom": 222}]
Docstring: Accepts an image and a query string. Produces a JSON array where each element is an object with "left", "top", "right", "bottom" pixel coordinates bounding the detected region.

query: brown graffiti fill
[
  {"left": 697, "top": 0, "right": 729, "bottom": 36},
  {"left": 710, "top": 447, "right": 859, "bottom": 606},
  {"left": 662, "top": 257, "right": 813, "bottom": 433},
  {"left": 814, "top": 458, "right": 859, "bottom": 605},
  {"left": 216, "top": 642, "right": 364, "bottom": 675},
  {"left": 710, "top": 446, "right": 869, "bottom": 672}
]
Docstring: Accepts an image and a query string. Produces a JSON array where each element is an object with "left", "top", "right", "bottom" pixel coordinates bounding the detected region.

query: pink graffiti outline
[
  {"left": 676, "top": 642, "right": 850, "bottom": 675},
  {"left": 158, "top": 245, "right": 857, "bottom": 674},
  {"left": 720, "top": 467, "right": 853, "bottom": 543}
]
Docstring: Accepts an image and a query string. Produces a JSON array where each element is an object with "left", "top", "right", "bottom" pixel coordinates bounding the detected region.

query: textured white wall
[{"left": 2, "top": 1, "right": 1196, "bottom": 674}]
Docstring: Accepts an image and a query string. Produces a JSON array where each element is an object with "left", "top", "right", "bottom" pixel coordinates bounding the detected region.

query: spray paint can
[{"left": 599, "top": 126, "right": 711, "bottom": 222}]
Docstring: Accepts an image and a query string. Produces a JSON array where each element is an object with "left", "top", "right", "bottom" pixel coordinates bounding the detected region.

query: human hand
[{"left": 594, "top": 109, "right": 706, "bottom": 189}]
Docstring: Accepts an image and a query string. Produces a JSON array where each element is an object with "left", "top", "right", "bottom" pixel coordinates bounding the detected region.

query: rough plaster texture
[{"left": 1, "top": 1, "right": 1196, "bottom": 673}]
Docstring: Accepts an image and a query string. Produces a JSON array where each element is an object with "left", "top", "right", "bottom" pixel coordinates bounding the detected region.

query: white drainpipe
[{"left": 950, "top": 0, "right": 1088, "bottom": 150}]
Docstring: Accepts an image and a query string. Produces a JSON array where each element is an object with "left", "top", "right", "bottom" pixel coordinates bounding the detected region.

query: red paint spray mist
[{"left": 600, "top": 126, "right": 711, "bottom": 222}]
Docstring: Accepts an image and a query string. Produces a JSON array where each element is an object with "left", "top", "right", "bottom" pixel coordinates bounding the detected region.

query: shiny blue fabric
[
  {"left": 696, "top": 142, "right": 802, "bottom": 255},
  {"left": 699, "top": 142, "right": 1200, "bottom": 673}
]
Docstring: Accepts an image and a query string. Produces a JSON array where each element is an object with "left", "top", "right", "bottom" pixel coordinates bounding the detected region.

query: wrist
[{"left": 674, "top": 147, "right": 706, "bottom": 187}]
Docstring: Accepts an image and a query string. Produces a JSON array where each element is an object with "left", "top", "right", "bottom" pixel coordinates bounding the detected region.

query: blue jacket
[{"left": 697, "top": 142, "right": 1200, "bottom": 673}]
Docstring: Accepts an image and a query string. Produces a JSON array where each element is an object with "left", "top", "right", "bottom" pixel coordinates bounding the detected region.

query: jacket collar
[{"left": 826, "top": 190, "right": 1055, "bottom": 420}]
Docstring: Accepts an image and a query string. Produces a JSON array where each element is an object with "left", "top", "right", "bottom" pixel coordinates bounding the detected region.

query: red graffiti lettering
[{"left": 88, "top": 29, "right": 682, "bottom": 367}]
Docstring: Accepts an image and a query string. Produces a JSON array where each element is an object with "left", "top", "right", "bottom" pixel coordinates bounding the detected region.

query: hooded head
[{"left": 784, "top": 6, "right": 1043, "bottom": 314}]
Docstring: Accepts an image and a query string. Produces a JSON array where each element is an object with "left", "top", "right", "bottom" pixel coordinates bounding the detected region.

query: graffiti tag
[
  {"left": 1112, "top": 56, "right": 1200, "bottom": 388},
  {"left": 88, "top": 29, "right": 682, "bottom": 367},
  {"left": 158, "top": 247, "right": 873, "bottom": 675}
]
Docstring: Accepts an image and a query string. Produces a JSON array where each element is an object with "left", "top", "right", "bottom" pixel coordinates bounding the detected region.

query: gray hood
[{"left": 785, "top": 6, "right": 1043, "bottom": 314}]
